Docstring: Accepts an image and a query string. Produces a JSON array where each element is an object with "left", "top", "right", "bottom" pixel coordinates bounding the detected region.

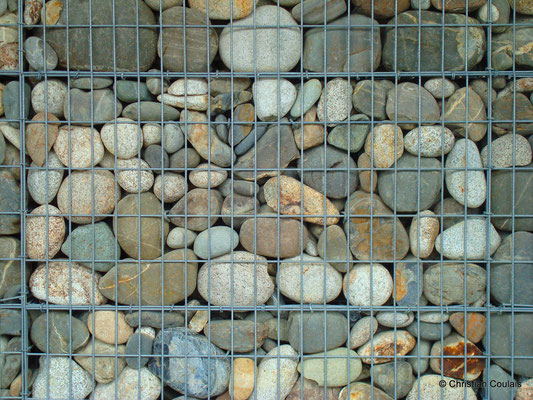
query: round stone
[
  {"left": 166, "top": 227, "right": 197, "bottom": 249},
  {"left": 100, "top": 118, "right": 143, "bottom": 159},
  {"left": 31, "top": 312, "right": 89, "bottom": 354},
  {"left": 372, "top": 361, "right": 414, "bottom": 398},
  {"left": 219, "top": 6, "right": 300, "bottom": 72},
  {"left": 189, "top": 0, "right": 256, "bottom": 19},
  {"left": 253, "top": 78, "right": 297, "bottom": 121},
  {"left": 317, "top": 78, "right": 353, "bottom": 126},
  {"left": 71, "top": 78, "right": 113, "bottom": 90},
  {"left": 193, "top": 226, "right": 239, "bottom": 259},
  {"left": 31, "top": 79, "right": 68, "bottom": 117},
  {"left": 443, "top": 88, "right": 487, "bottom": 141},
  {"left": 87, "top": 311, "right": 134, "bottom": 345},
  {"left": 352, "top": 80, "right": 391, "bottom": 120},
  {"left": 57, "top": 170, "right": 117, "bottom": 224},
  {"left": 449, "top": 312, "right": 486, "bottom": 343},
  {"left": 288, "top": 312, "right": 348, "bottom": 354},
  {"left": 327, "top": 114, "right": 370, "bottom": 153},
  {"left": 205, "top": 320, "right": 269, "bottom": 352},
  {"left": 364, "top": 124, "right": 403, "bottom": 168},
  {"left": 343, "top": 263, "right": 393, "bottom": 307},
  {"left": 481, "top": 132, "right": 532, "bottom": 167},
  {"left": 252, "top": 345, "right": 298, "bottom": 400},
  {"left": 23, "top": 36, "right": 58, "bottom": 70},
  {"left": 153, "top": 172, "right": 186, "bottom": 203},
  {"left": 424, "top": 77, "right": 456, "bottom": 99},
  {"left": 376, "top": 311, "right": 415, "bottom": 328},
  {"left": 168, "top": 188, "right": 223, "bottom": 231},
  {"left": 61, "top": 221, "right": 119, "bottom": 272},
  {"left": 386, "top": 82, "right": 440, "bottom": 128},
  {"left": 25, "top": 204, "right": 65, "bottom": 260},
  {"left": 279, "top": 254, "right": 342, "bottom": 304},
  {"left": 298, "top": 347, "right": 362, "bottom": 387},
  {"left": 75, "top": 339, "right": 126, "bottom": 384},
  {"left": 27, "top": 152, "right": 64, "bottom": 205},
  {"left": 142, "top": 124, "right": 161, "bottom": 147},
  {"left": 115, "top": 80, "right": 154, "bottom": 103},
  {"left": 189, "top": 163, "right": 228, "bottom": 188},
  {"left": 143, "top": 144, "right": 169, "bottom": 172},
  {"left": 406, "top": 340, "right": 431, "bottom": 375},
  {"left": 29, "top": 261, "right": 106, "bottom": 305},
  {"left": 445, "top": 138, "right": 487, "bottom": 208},
  {"left": 429, "top": 334, "right": 484, "bottom": 380},
  {"left": 117, "top": 367, "right": 161, "bottom": 400},
  {"left": 3, "top": 81, "right": 30, "bottom": 128},
  {"left": 116, "top": 158, "right": 154, "bottom": 193},
  {"left": 115, "top": 192, "right": 169, "bottom": 260},
  {"left": 377, "top": 152, "right": 442, "bottom": 212},
  {"left": 53, "top": 125, "right": 105, "bottom": 167},
  {"left": 404, "top": 126, "right": 455, "bottom": 157},
  {"left": 349, "top": 316, "right": 378, "bottom": 349},
  {"left": 197, "top": 251, "right": 274, "bottom": 306}
]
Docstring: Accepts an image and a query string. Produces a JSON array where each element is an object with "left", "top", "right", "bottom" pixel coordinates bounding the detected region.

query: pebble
[
  {"left": 343, "top": 263, "right": 393, "bottom": 307},
  {"left": 406, "top": 375, "right": 476, "bottom": 400},
  {"left": 153, "top": 172, "right": 186, "bottom": 203},
  {"left": 338, "top": 383, "right": 393, "bottom": 400},
  {"left": 122, "top": 101, "right": 179, "bottom": 121},
  {"left": 263, "top": 175, "right": 340, "bottom": 226},
  {"left": 3, "top": 81, "right": 30, "bottom": 128},
  {"left": 419, "top": 312, "right": 449, "bottom": 323},
  {"left": 189, "top": 0, "right": 256, "bottom": 18},
  {"left": 124, "top": 311, "right": 185, "bottom": 329},
  {"left": 229, "top": 358, "right": 255, "bottom": 400},
  {"left": 443, "top": 88, "right": 487, "bottom": 141},
  {"left": 240, "top": 217, "right": 308, "bottom": 258},
  {"left": 406, "top": 339, "right": 431, "bottom": 375},
  {"left": 409, "top": 210, "right": 439, "bottom": 258},
  {"left": 252, "top": 345, "right": 298, "bottom": 400},
  {"left": 32, "top": 357, "right": 93, "bottom": 400},
  {"left": 197, "top": 251, "right": 274, "bottom": 306},
  {"left": 116, "top": 158, "right": 154, "bottom": 193},
  {"left": 403, "top": 126, "right": 455, "bottom": 157},
  {"left": 71, "top": 78, "right": 114, "bottom": 90},
  {"left": 115, "top": 192, "right": 169, "bottom": 260},
  {"left": 210, "top": 77, "right": 251, "bottom": 97},
  {"left": 193, "top": 226, "right": 239, "bottom": 259},
  {"left": 358, "top": 330, "right": 416, "bottom": 364},
  {"left": 423, "top": 263, "right": 486, "bottom": 305},
  {"left": 394, "top": 257, "right": 424, "bottom": 306},
  {"left": 221, "top": 193, "right": 259, "bottom": 229},
  {"left": 0, "top": 171, "right": 20, "bottom": 235},
  {"left": 435, "top": 219, "right": 501, "bottom": 260},
  {"left": 481, "top": 133, "right": 532, "bottom": 167},
  {"left": 290, "top": 79, "right": 322, "bottom": 118},
  {"left": 167, "top": 227, "right": 197, "bottom": 249},
  {"left": 372, "top": 361, "right": 414, "bottom": 398},
  {"left": 298, "top": 347, "right": 362, "bottom": 387},
  {"left": 292, "top": 0, "right": 346, "bottom": 23},
  {"left": 0, "top": 337, "right": 21, "bottom": 388},
  {"left": 168, "top": 188, "right": 223, "bottom": 231},
  {"left": 327, "top": 114, "right": 370, "bottom": 153},
  {"left": 100, "top": 118, "right": 143, "bottom": 159},
  {"left": 288, "top": 312, "right": 348, "bottom": 354},
  {"left": 230, "top": 104, "right": 254, "bottom": 146},
  {"left": 376, "top": 311, "right": 415, "bottom": 328},
  {"left": 406, "top": 320, "right": 452, "bottom": 341},
  {"left": 205, "top": 320, "right": 268, "bottom": 352},
  {"left": 352, "top": 80, "right": 391, "bottom": 120},
  {"left": 253, "top": 78, "right": 297, "bottom": 121},
  {"left": 25, "top": 204, "right": 65, "bottom": 260},
  {"left": 23, "top": 36, "right": 58, "bottom": 70},
  {"left": 75, "top": 339, "right": 126, "bottom": 383},
  {"left": 349, "top": 316, "right": 378, "bottom": 349},
  {"left": 67, "top": 88, "right": 122, "bottom": 124},
  {"left": 449, "top": 312, "right": 486, "bottom": 343},
  {"left": 25, "top": 112, "right": 60, "bottom": 166},
  {"left": 143, "top": 144, "right": 169, "bottom": 172},
  {"left": 117, "top": 367, "right": 161, "bottom": 400},
  {"left": 219, "top": 6, "right": 301, "bottom": 72},
  {"left": 162, "top": 123, "right": 184, "bottom": 153},
  {"left": 424, "top": 78, "right": 456, "bottom": 99},
  {"left": 31, "top": 79, "right": 67, "bottom": 117},
  {"left": 430, "top": 333, "right": 485, "bottom": 380},
  {"left": 364, "top": 124, "right": 404, "bottom": 168},
  {"left": 0, "top": 238, "right": 23, "bottom": 298},
  {"left": 189, "top": 163, "right": 228, "bottom": 188},
  {"left": 357, "top": 153, "right": 377, "bottom": 193},
  {"left": 317, "top": 224, "right": 352, "bottom": 272},
  {"left": 87, "top": 311, "right": 134, "bottom": 345},
  {"left": 125, "top": 332, "right": 153, "bottom": 369},
  {"left": 482, "top": 364, "right": 517, "bottom": 400},
  {"left": 98, "top": 249, "right": 197, "bottom": 305},
  {"left": 149, "top": 328, "right": 229, "bottom": 398},
  {"left": 53, "top": 125, "right": 105, "bottom": 167},
  {"left": 317, "top": 78, "right": 353, "bottom": 126},
  {"left": 142, "top": 124, "right": 162, "bottom": 147},
  {"left": 146, "top": 70, "right": 169, "bottom": 95},
  {"left": 115, "top": 80, "right": 154, "bottom": 103},
  {"left": 386, "top": 83, "right": 440, "bottom": 128},
  {"left": 445, "top": 138, "right": 487, "bottom": 208},
  {"left": 279, "top": 254, "right": 342, "bottom": 304},
  {"left": 287, "top": 377, "right": 340, "bottom": 400},
  {"left": 27, "top": 152, "right": 64, "bottom": 205},
  {"left": 30, "top": 312, "right": 89, "bottom": 354}
]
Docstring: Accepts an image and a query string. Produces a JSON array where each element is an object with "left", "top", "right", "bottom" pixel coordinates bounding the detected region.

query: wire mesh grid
[{"left": 0, "top": 0, "right": 531, "bottom": 398}]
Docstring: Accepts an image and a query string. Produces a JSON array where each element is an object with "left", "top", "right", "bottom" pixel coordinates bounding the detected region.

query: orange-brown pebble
[
  {"left": 449, "top": 312, "right": 486, "bottom": 343},
  {"left": 229, "top": 358, "right": 255, "bottom": 400},
  {"left": 87, "top": 311, "right": 134, "bottom": 345}
]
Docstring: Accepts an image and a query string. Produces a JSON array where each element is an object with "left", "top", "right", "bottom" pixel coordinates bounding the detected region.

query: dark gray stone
[
  {"left": 0, "top": 337, "right": 21, "bottom": 389},
  {"left": 214, "top": 114, "right": 228, "bottom": 144},
  {"left": 0, "top": 238, "right": 26, "bottom": 298},
  {"left": 352, "top": 80, "right": 392, "bottom": 120},
  {"left": 30, "top": 312, "right": 89, "bottom": 353},
  {"left": 433, "top": 197, "right": 481, "bottom": 230},
  {"left": 492, "top": 93, "right": 533, "bottom": 135},
  {"left": 406, "top": 321, "right": 452, "bottom": 341},
  {"left": 491, "top": 163, "right": 533, "bottom": 231},
  {"left": 288, "top": 312, "right": 348, "bottom": 354},
  {"left": 23, "top": 36, "right": 58, "bottom": 70},
  {"left": 292, "top": 0, "right": 347, "bottom": 24},
  {"left": 204, "top": 320, "right": 269, "bottom": 352},
  {"left": 0, "top": 171, "right": 19, "bottom": 235},
  {"left": 491, "top": 21, "right": 533, "bottom": 70},
  {"left": 115, "top": 80, "right": 155, "bottom": 103},
  {"left": 148, "top": 328, "right": 230, "bottom": 398},
  {"left": 372, "top": 361, "right": 414, "bottom": 398},
  {"left": 482, "top": 364, "right": 517, "bottom": 400},
  {"left": 298, "top": 145, "right": 358, "bottom": 199},
  {"left": 125, "top": 332, "right": 153, "bottom": 369},
  {"left": 125, "top": 311, "right": 185, "bottom": 329},
  {"left": 170, "top": 148, "right": 201, "bottom": 169},
  {"left": 383, "top": 11, "right": 485, "bottom": 71},
  {"left": 0, "top": 309, "right": 21, "bottom": 335},
  {"left": 386, "top": 82, "right": 440, "bottom": 127},
  {"left": 378, "top": 153, "right": 442, "bottom": 212},
  {"left": 143, "top": 144, "right": 169, "bottom": 173},
  {"left": 65, "top": 88, "right": 122, "bottom": 124},
  {"left": 327, "top": 114, "right": 370, "bottom": 153},
  {"left": 2, "top": 81, "right": 30, "bottom": 128},
  {"left": 71, "top": 78, "right": 113, "bottom": 90},
  {"left": 483, "top": 313, "right": 533, "bottom": 377},
  {"left": 234, "top": 125, "right": 268, "bottom": 156},
  {"left": 122, "top": 101, "right": 180, "bottom": 121},
  {"left": 42, "top": 0, "right": 158, "bottom": 71}
]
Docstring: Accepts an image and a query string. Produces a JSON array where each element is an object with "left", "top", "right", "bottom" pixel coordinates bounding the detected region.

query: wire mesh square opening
[{"left": 0, "top": 0, "right": 532, "bottom": 398}]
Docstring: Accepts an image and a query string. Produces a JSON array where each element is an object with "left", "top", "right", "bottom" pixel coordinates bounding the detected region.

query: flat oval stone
[
  {"left": 25, "top": 204, "right": 65, "bottom": 260},
  {"left": 168, "top": 188, "right": 223, "bottom": 231},
  {"left": 431, "top": 0, "right": 485, "bottom": 11},
  {"left": 343, "top": 263, "right": 393, "bottom": 307},
  {"left": 253, "top": 79, "right": 297, "bottom": 121},
  {"left": 122, "top": 101, "right": 179, "bottom": 121},
  {"left": 327, "top": 114, "right": 370, "bottom": 153},
  {"left": 317, "top": 78, "right": 353, "bottom": 126},
  {"left": 204, "top": 320, "right": 268, "bottom": 352},
  {"left": 298, "top": 348, "right": 362, "bottom": 387},
  {"left": 0, "top": 171, "right": 20, "bottom": 234},
  {"left": 125, "top": 332, "right": 153, "bottom": 369},
  {"left": 100, "top": 118, "right": 143, "bottom": 159},
  {"left": 352, "top": 0, "right": 409, "bottom": 17},
  {"left": 317, "top": 224, "right": 352, "bottom": 272},
  {"left": 29, "top": 261, "right": 106, "bottom": 305},
  {"left": 189, "top": 0, "right": 257, "bottom": 19},
  {"left": 372, "top": 361, "right": 414, "bottom": 398},
  {"left": 383, "top": 11, "right": 485, "bottom": 71},
  {"left": 299, "top": 145, "right": 358, "bottom": 199},
  {"left": 221, "top": 193, "right": 259, "bottom": 229},
  {"left": 423, "top": 263, "right": 486, "bottom": 305},
  {"left": 292, "top": 0, "right": 346, "bottom": 23},
  {"left": 219, "top": 6, "right": 300, "bottom": 72},
  {"left": 167, "top": 227, "right": 197, "bottom": 249},
  {"left": 26, "top": 112, "right": 60, "bottom": 166},
  {"left": 481, "top": 132, "right": 532, "bottom": 167},
  {"left": 289, "top": 312, "right": 348, "bottom": 354},
  {"left": 53, "top": 125, "right": 105, "bottom": 167},
  {"left": 0, "top": 237, "right": 25, "bottom": 298},
  {"left": 116, "top": 158, "right": 155, "bottom": 193},
  {"left": 115, "top": 192, "right": 169, "bottom": 259},
  {"left": 65, "top": 88, "right": 122, "bottom": 124},
  {"left": 406, "top": 339, "right": 431, "bottom": 375},
  {"left": 87, "top": 311, "right": 134, "bottom": 345},
  {"left": 31, "top": 79, "right": 67, "bottom": 117},
  {"left": 424, "top": 77, "right": 456, "bottom": 99},
  {"left": 445, "top": 138, "right": 487, "bottom": 208},
  {"left": 349, "top": 316, "right": 378, "bottom": 349},
  {"left": 158, "top": 6, "right": 218, "bottom": 72},
  {"left": 75, "top": 339, "right": 126, "bottom": 383},
  {"left": 43, "top": 0, "right": 157, "bottom": 71},
  {"left": 406, "top": 320, "right": 452, "bottom": 341},
  {"left": 189, "top": 163, "right": 228, "bottom": 188},
  {"left": 115, "top": 80, "right": 154, "bottom": 103},
  {"left": 364, "top": 124, "right": 404, "bottom": 168},
  {"left": 404, "top": 126, "right": 455, "bottom": 157},
  {"left": 358, "top": 330, "right": 416, "bottom": 364},
  {"left": 148, "top": 328, "right": 230, "bottom": 397},
  {"left": 193, "top": 226, "right": 239, "bottom": 259},
  {"left": 378, "top": 153, "right": 442, "bottom": 212},
  {"left": 229, "top": 358, "right": 256, "bottom": 400},
  {"left": 409, "top": 211, "right": 439, "bottom": 259},
  {"left": 252, "top": 345, "right": 298, "bottom": 400},
  {"left": 352, "top": 80, "right": 392, "bottom": 120},
  {"left": 449, "top": 312, "right": 486, "bottom": 343},
  {"left": 240, "top": 217, "right": 308, "bottom": 258},
  {"left": 303, "top": 14, "right": 381, "bottom": 72},
  {"left": 443, "top": 88, "right": 487, "bottom": 141},
  {"left": 279, "top": 254, "right": 343, "bottom": 304},
  {"left": 386, "top": 83, "right": 440, "bottom": 128},
  {"left": 124, "top": 311, "right": 185, "bottom": 329},
  {"left": 23, "top": 36, "right": 58, "bottom": 70},
  {"left": 154, "top": 173, "right": 186, "bottom": 203},
  {"left": 31, "top": 312, "right": 89, "bottom": 353},
  {"left": 376, "top": 311, "right": 414, "bottom": 328},
  {"left": 290, "top": 79, "right": 322, "bottom": 118},
  {"left": 197, "top": 251, "right": 274, "bottom": 306},
  {"left": 2, "top": 81, "right": 30, "bottom": 128}
]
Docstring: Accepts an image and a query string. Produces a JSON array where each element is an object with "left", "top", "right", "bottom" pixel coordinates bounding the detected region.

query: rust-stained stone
[
  {"left": 25, "top": 112, "right": 60, "bottom": 167},
  {"left": 449, "top": 312, "right": 486, "bottom": 343},
  {"left": 287, "top": 377, "right": 340, "bottom": 400},
  {"left": 338, "top": 382, "right": 393, "bottom": 400},
  {"left": 239, "top": 217, "right": 308, "bottom": 258},
  {"left": 430, "top": 333, "right": 485, "bottom": 380},
  {"left": 263, "top": 176, "right": 340, "bottom": 226},
  {"left": 24, "top": 0, "right": 42, "bottom": 24},
  {"left": 168, "top": 188, "right": 223, "bottom": 231},
  {"left": 352, "top": 0, "right": 409, "bottom": 18},
  {"left": 204, "top": 320, "right": 269, "bottom": 352},
  {"left": 431, "top": 0, "right": 486, "bottom": 11},
  {"left": 358, "top": 330, "right": 416, "bottom": 364},
  {"left": 344, "top": 191, "right": 409, "bottom": 261},
  {"left": 98, "top": 249, "right": 198, "bottom": 305},
  {"left": 41, "top": 0, "right": 63, "bottom": 25}
]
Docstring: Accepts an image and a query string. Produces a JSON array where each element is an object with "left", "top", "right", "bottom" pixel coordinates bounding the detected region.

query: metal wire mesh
[{"left": 0, "top": 0, "right": 531, "bottom": 398}]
